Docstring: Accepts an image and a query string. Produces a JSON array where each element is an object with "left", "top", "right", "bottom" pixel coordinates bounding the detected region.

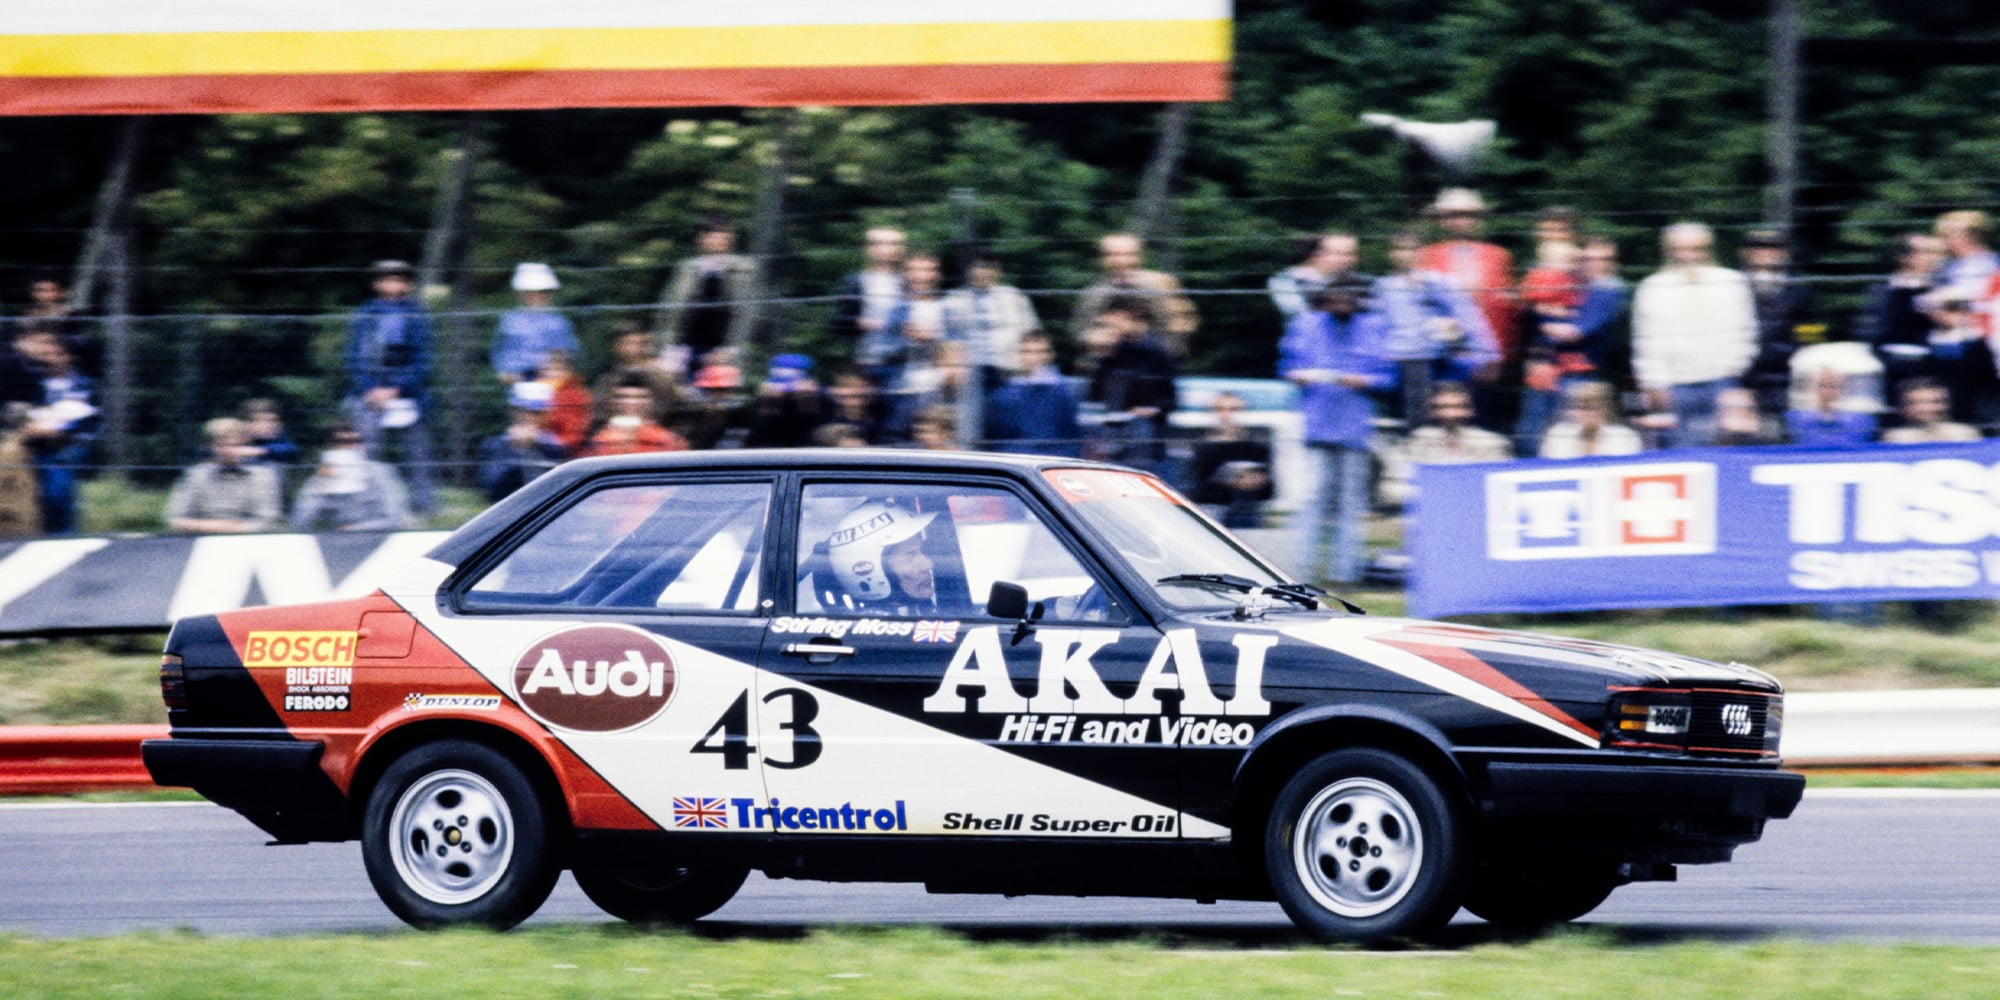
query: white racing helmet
[{"left": 827, "top": 500, "right": 937, "bottom": 600}]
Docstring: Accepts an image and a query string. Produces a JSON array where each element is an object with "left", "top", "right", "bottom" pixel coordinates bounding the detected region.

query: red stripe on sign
[
  {"left": 0, "top": 63, "right": 1229, "bottom": 116},
  {"left": 1376, "top": 637, "right": 1601, "bottom": 742}
]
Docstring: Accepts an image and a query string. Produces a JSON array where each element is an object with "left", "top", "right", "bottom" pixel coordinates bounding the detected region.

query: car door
[
  {"left": 443, "top": 475, "right": 778, "bottom": 832},
  {"left": 751, "top": 476, "right": 1190, "bottom": 842}
]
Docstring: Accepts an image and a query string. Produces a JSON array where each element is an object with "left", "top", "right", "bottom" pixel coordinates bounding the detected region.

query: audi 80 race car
[{"left": 143, "top": 449, "right": 1803, "bottom": 941}]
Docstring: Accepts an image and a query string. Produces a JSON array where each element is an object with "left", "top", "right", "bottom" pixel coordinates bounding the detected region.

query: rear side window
[{"left": 465, "top": 481, "right": 771, "bottom": 613}]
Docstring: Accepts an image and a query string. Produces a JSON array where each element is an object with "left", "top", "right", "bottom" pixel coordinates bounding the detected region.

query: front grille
[{"left": 1688, "top": 690, "right": 1777, "bottom": 756}]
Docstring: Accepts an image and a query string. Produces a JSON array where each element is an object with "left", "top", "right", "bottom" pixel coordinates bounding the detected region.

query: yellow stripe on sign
[{"left": 2, "top": 20, "right": 1229, "bottom": 77}]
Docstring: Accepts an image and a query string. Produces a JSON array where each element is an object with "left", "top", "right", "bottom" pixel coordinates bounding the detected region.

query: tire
[
  {"left": 1263, "top": 748, "right": 1466, "bottom": 942},
  {"left": 362, "top": 740, "right": 561, "bottom": 929},
  {"left": 1462, "top": 863, "right": 1620, "bottom": 931},
  {"left": 572, "top": 865, "right": 749, "bottom": 924}
]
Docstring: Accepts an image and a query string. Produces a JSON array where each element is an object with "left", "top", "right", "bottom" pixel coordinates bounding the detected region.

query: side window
[
  {"left": 466, "top": 481, "right": 770, "bottom": 612},
  {"left": 795, "top": 483, "right": 1112, "bottom": 622}
]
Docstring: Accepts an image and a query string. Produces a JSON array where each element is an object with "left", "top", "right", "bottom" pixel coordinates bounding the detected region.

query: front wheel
[
  {"left": 362, "top": 740, "right": 560, "bottom": 929},
  {"left": 573, "top": 865, "right": 749, "bottom": 924},
  {"left": 1263, "top": 748, "right": 1465, "bottom": 942}
]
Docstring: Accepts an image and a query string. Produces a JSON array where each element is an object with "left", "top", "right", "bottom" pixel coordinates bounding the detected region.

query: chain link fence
[{"left": 0, "top": 266, "right": 1926, "bottom": 540}]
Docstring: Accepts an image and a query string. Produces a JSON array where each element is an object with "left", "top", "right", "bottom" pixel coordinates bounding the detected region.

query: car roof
[{"left": 430, "top": 448, "right": 1130, "bottom": 566}]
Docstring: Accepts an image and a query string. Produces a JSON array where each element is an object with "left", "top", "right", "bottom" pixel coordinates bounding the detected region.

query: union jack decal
[
  {"left": 672, "top": 796, "right": 729, "bottom": 829},
  {"left": 912, "top": 620, "right": 960, "bottom": 643}
]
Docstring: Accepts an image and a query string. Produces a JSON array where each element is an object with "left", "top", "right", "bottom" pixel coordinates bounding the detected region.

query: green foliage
[
  {"left": 3, "top": 0, "right": 1995, "bottom": 411},
  {"left": 77, "top": 477, "right": 169, "bottom": 532},
  {"left": 0, "top": 927, "right": 1997, "bottom": 999}
]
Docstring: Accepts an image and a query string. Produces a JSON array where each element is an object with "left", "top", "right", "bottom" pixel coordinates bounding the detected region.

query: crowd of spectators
[{"left": 6, "top": 198, "right": 2000, "bottom": 589}]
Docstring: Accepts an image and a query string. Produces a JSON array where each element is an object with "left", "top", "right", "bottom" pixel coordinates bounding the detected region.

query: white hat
[
  {"left": 1430, "top": 187, "right": 1488, "bottom": 215},
  {"left": 511, "top": 262, "right": 559, "bottom": 292},
  {"left": 379, "top": 398, "right": 421, "bottom": 429},
  {"left": 508, "top": 380, "right": 555, "bottom": 411}
]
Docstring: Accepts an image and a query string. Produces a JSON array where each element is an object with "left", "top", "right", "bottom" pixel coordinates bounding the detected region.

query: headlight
[
  {"left": 1606, "top": 689, "right": 1691, "bottom": 751},
  {"left": 1606, "top": 687, "right": 1783, "bottom": 758}
]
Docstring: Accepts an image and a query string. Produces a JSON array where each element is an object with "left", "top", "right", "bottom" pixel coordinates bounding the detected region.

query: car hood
[
  {"left": 1353, "top": 618, "right": 1783, "bottom": 691},
  {"left": 1226, "top": 614, "right": 1784, "bottom": 751},
  {"left": 1199, "top": 611, "right": 1780, "bottom": 692}
]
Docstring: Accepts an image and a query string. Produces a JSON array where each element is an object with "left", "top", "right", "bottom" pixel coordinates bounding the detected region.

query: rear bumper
[{"left": 143, "top": 736, "right": 352, "bottom": 842}]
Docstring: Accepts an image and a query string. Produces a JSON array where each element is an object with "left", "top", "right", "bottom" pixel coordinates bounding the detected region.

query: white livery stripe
[
  {"left": 391, "top": 558, "right": 1227, "bottom": 840},
  {"left": 1282, "top": 618, "right": 1601, "bottom": 749}
]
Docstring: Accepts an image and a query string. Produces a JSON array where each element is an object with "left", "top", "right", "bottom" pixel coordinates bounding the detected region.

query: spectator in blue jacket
[
  {"left": 346, "top": 259, "right": 434, "bottom": 513},
  {"left": 15, "top": 325, "right": 95, "bottom": 534},
  {"left": 1785, "top": 367, "right": 1877, "bottom": 448},
  {"left": 1280, "top": 278, "right": 1393, "bottom": 585},
  {"left": 491, "top": 262, "right": 580, "bottom": 383},
  {"left": 1372, "top": 229, "right": 1495, "bottom": 427},
  {"left": 985, "top": 332, "right": 1083, "bottom": 457}
]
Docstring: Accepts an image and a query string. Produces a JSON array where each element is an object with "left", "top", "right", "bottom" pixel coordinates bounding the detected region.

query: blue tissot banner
[{"left": 1407, "top": 440, "right": 2000, "bottom": 617}]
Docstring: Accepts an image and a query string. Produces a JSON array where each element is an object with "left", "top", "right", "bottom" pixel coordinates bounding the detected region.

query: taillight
[{"left": 160, "top": 653, "right": 186, "bottom": 711}]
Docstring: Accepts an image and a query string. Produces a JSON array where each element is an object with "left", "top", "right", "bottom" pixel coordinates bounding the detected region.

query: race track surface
[{"left": 4, "top": 789, "right": 1995, "bottom": 944}]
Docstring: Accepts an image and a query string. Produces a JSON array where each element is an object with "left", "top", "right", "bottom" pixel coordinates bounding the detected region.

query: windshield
[{"left": 1043, "top": 469, "right": 1286, "bottom": 610}]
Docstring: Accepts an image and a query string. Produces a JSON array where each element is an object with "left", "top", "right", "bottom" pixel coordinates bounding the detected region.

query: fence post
[
  {"left": 743, "top": 108, "right": 797, "bottom": 358},
  {"left": 102, "top": 228, "right": 136, "bottom": 481},
  {"left": 420, "top": 115, "right": 486, "bottom": 492}
]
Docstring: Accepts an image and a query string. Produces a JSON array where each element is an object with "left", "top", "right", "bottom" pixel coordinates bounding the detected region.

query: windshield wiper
[
  {"left": 1155, "top": 573, "right": 1262, "bottom": 592},
  {"left": 1155, "top": 574, "right": 1361, "bottom": 613},
  {"left": 1267, "top": 582, "right": 1366, "bottom": 614}
]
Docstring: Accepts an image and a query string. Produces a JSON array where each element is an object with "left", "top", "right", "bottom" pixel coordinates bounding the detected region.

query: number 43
[{"left": 691, "top": 688, "right": 821, "bottom": 770}]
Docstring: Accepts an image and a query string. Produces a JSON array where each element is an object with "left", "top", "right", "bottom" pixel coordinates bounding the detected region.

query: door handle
[{"left": 782, "top": 641, "right": 856, "bottom": 659}]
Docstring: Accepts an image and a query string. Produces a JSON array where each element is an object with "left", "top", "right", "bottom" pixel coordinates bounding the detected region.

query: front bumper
[
  {"left": 143, "top": 735, "right": 352, "bottom": 842},
  {"left": 1469, "top": 759, "right": 1806, "bottom": 864}
]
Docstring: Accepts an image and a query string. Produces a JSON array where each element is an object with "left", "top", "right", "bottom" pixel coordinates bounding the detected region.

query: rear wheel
[
  {"left": 572, "top": 865, "right": 749, "bottom": 924},
  {"left": 362, "top": 741, "right": 559, "bottom": 929},
  {"left": 1263, "top": 748, "right": 1465, "bottom": 942},
  {"left": 1462, "top": 862, "right": 1620, "bottom": 931}
]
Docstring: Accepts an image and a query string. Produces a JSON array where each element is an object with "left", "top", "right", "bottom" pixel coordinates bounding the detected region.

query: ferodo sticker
[
  {"left": 244, "top": 631, "right": 357, "bottom": 668},
  {"left": 512, "top": 624, "right": 677, "bottom": 733}
]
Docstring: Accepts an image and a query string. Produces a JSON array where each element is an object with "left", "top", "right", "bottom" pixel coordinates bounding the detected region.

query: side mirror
[{"left": 986, "top": 581, "right": 1029, "bottom": 620}]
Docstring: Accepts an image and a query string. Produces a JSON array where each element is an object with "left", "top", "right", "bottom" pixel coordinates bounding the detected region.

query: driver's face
[{"left": 882, "top": 535, "right": 935, "bottom": 601}]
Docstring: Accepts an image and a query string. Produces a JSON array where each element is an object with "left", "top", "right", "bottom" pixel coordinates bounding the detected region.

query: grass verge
[
  {"left": 0, "top": 926, "right": 1995, "bottom": 999},
  {"left": 0, "top": 634, "right": 167, "bottom": 726},
  {"left": 1799, "top": 767, "right": 2000, "bottom": 789},
  {"left": 1338, "top": 590, "right": 2000, "bottom": 691}
]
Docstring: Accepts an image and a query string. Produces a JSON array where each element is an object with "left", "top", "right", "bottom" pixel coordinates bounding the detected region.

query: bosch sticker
[
  {"left": 512, "top": 624, "right": 677, "bottom": 733},
  {"left": 244, "top": 631, "right": 357, "bottom": 668}
]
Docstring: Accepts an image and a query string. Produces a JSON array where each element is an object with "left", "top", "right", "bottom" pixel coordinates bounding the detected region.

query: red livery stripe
[
  {"left": 0, "top": 63, "right": 1229, "bottom": 116},
  {"left": 1376, "top": 636, "right": 1601, "bottom": 743}
]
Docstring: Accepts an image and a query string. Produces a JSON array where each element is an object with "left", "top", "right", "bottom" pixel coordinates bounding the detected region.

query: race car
[{"left": 142, "top": 449, "right": 1803, "bottom": 941}]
